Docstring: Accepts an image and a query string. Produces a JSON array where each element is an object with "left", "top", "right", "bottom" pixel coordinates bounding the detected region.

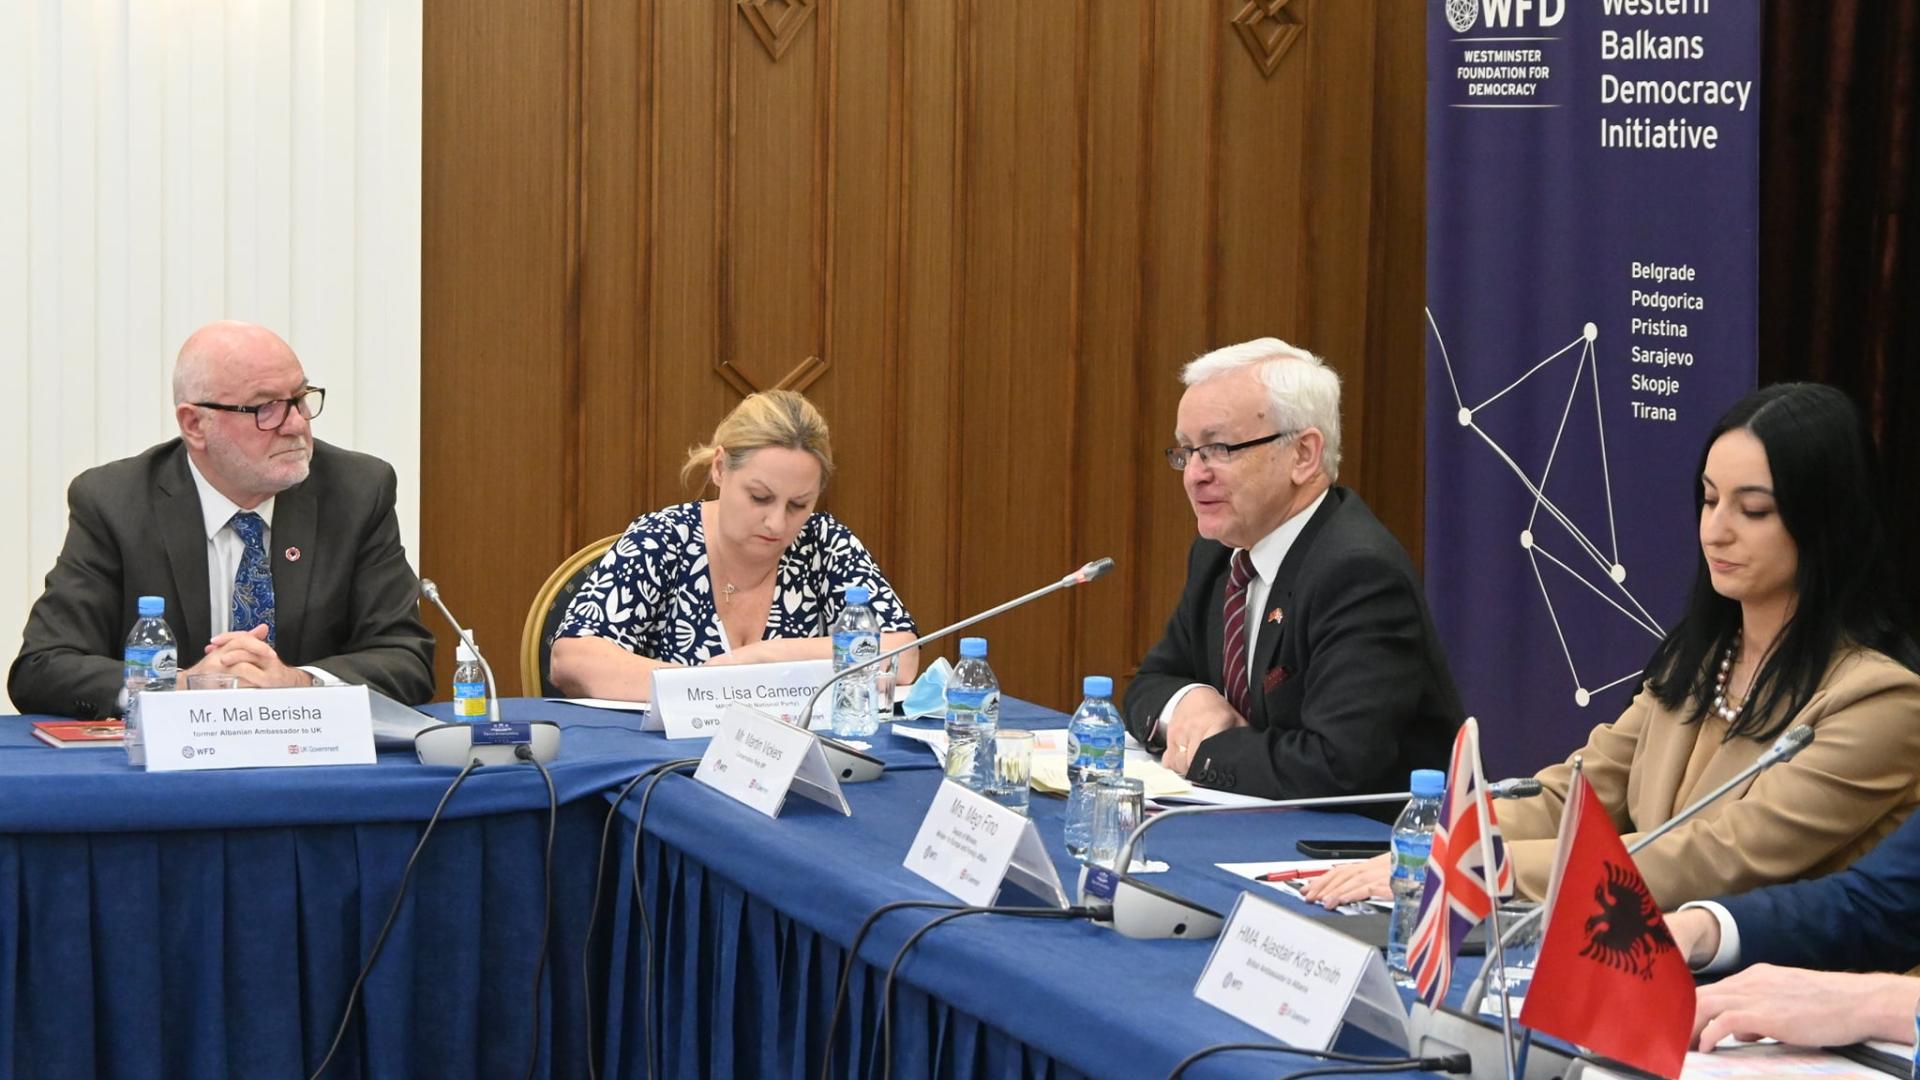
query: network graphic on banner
[{"left": 1427, "top": 309, "right": 1666, "bottom": 708}]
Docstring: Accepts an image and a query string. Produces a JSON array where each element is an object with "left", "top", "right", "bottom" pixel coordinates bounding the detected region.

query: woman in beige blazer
[{"left": 1307, "top": 383, "right": 1920, "bottom": 910}]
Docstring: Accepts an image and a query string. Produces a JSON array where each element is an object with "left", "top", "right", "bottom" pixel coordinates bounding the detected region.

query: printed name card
[
  {"left": 1194, "top": 891, "right": 1407, "bottom": 1052},
  {"left": 139, "top": 686, "right": 377, "bottom": 771},
  {"left": 903, "top": 781, "right": 1068, "bottom": 908},
  {"left": 693, "top": 704, "right": 850, "bottom": 818},
  {"left": 651, "top": 659, "right": 834, "bottom": 739}
]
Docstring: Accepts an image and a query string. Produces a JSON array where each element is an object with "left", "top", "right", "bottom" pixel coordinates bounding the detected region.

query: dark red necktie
[{"left": 1222, "top": 549, "right": 1253, "bottom": 716}]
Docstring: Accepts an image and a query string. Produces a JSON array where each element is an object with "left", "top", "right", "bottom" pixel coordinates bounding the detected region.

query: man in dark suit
[
  {"left": 1667, "top": 811, "right": 1920, "bottom": 1049},
  {"left": 8, "top": 320, "right": 434, "bottom": 717},
  {"left": 1125, "top": 338, "right": 1460, "bottom": 799}
]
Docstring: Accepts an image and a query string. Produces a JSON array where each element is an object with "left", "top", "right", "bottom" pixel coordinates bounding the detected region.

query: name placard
[
  {"left": 651, "top": 659, "right": 834, "bottom": 739},
  {"left": 904, "top": 781, "right": 1068, "bottom": 908},
  {"left": 139, "top": 686, "right": 377, "bottom": 772},
  {"left": 693, "top": 704, "right": 850, "bottom": 817},
  {"left": 1194, "top": 891, "right": 1407, "bottom": 1052}
]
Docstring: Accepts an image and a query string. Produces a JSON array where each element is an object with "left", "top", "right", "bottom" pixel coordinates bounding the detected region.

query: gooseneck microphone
[
  {"left": 1486, "top": 777, "right": 1543, "bottom": 800},
  {"left": 414, "top": 577, "right": 562, "bottom": 766},
  {"left": 1099, "top": 789, "right": 1417, "bottom": 940},
  {"left": 420, "top": 577, "right": 499, "bottom": 726},
  {"left": 794, "top": 557, "right": 1117, "bottom": 732}
]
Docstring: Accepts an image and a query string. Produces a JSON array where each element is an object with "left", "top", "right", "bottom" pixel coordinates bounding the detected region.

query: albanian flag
[{"left": 1520, "top": 768, "right": 1695, "bottom": 1078}]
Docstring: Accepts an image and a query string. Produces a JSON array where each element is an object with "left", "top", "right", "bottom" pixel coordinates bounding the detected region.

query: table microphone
[
  {"left": 414, "top": 577, "right": 561, "bottom": 767},
  {"left": 792, "top": 558, "right": 1117, "bottom": 783},
  {"left": 1487, "top": 777, "right": 1543, "bottom": 799},
  {"left": 1095, "top": 789, "right": 1415, "bottom": 940}
]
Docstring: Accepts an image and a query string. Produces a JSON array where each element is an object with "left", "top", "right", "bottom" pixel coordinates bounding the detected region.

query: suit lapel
[
  {"left": 273, "top": 477, "right": 317, "bottom": 662},
  {"left": 1250, "top": 491, "right": 1343, "bottom": 723},
  {"left": 156, "top": 448, "right": 213, "bottom": 656}
]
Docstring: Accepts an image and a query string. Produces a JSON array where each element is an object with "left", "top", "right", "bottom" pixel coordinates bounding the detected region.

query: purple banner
[{"left": 1424, "top": 0, "right": 1761, "bottom": 778}]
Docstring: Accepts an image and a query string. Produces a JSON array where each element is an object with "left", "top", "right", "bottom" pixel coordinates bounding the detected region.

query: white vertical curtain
[{"left": 0, "top": 0, "right": 423, "bottom": 711}]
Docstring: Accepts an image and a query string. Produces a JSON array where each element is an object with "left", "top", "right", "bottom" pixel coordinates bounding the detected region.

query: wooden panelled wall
[{"left": 422, "top": 0, "right": 1426, "bottom": 709}]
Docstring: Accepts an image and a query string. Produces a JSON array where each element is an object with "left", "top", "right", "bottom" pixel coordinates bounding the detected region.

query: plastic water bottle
[
  {"left": 1063, "top": 675, "right": 1125, "bottom": 857},
  {"left": 943, "top": 637, "right": 999, "bottom": 790},
  {"left": 1387, "top": 768, "right": 1447, "bottom": 983},
  {"left": 123, "top": 595, "right": 178, "bottom": 767},
  {"left": 452, "top": 639, "right": 486, "bottom": 722},
  {"left": 829, "top": 586, "right": 882, "bottom": 738}
]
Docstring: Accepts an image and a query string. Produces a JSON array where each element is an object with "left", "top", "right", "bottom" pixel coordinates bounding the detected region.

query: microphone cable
[
  {"left": 629, "top": 758, "right": 703, "bottom": 1080},
  {"left": 816, "top": 899, "right": 972, "bottom": 1080},
  {"left": 514, "top": 745, "right": 559, "bottom": 1080},
  {"left": 1163, "top": 1043, "right": 1472, "bottom": 1080},
  {"left": 580, "top": 757, "right": 705, "bottom": 1080},
  {"left": 1273, "top": 1060, "right": 1473, "bottom": 1080},
  {"left": 308, "top": 759, "right": 481, "bottom": 1080},
  {"left": 870, "top": 905, "right": 1108, "bottom": 1080}
]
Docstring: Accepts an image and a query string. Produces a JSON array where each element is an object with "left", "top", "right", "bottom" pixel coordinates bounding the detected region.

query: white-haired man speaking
[{"left": 1125, "top": 338, "right": 1462, "bottom": 802}]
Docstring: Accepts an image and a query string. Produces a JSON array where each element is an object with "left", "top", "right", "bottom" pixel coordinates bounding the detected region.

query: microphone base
[
  {"left": 1108, "top": 876, "right": 1225, "bottom": 940},
  {"left": 415, "top": 721, "right": 562, "bottom": 767},
  {"left": 817, "top": 735, "right": 885, "bottom": 783},
  {"left": 1408, "top": 1002, "right": 1575, "bottom": 1080}
]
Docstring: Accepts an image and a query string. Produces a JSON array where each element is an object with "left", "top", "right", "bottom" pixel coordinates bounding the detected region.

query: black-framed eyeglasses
[
  {"left": 1162, "top": 430, "right": 1296, "bottom": 471},
  {"left": 195, "top": 386, "right": 326, "bottom": 430}
]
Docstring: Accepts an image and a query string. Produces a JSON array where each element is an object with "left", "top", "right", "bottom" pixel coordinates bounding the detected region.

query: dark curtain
[{"left": 1760, "top": 0, "right": 1920, "bottom": 605}]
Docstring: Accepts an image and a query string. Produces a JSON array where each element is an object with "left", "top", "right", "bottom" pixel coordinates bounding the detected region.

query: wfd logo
[{"left": 1447, "top": 0, "right": 1568, "bottom": 34}]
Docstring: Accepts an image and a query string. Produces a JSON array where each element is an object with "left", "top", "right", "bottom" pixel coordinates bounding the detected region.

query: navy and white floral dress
[{"left": 554, "top": 501, "right": 916, "bottom": 664}]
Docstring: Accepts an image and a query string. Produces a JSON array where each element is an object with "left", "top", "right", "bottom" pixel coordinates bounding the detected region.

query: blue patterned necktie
[{"left": 230, "top": 511, "right": 276, "bottom": 647}]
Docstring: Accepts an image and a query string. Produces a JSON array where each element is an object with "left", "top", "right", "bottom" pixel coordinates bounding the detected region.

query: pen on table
[{"left": 1257, "top": 868, "right": 1328, "bottom": 883}]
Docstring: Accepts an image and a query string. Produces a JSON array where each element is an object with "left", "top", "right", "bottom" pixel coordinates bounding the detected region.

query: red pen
[{"left": 1257, "top": 868, "right": 1328, "bottom": 883}]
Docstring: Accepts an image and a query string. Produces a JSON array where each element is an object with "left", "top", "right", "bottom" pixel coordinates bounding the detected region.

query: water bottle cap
[
  {"left": 1082, "top": 675, "right": 1112, "bottom": 698},
  {"left": 959, "top": 637, "right": 987, "bottom": 658},
  {"left": 1410, "top": 769, "right": 1446, "bottom": 797},
  {"left": 844, "top": 586, "right": 873, "bottom": 605},
  {"left": 456, "top": 640, "right": 478, "bottom": 663},
  {"left": 137, "top": 595, "right": 165, "bottom": 617}
]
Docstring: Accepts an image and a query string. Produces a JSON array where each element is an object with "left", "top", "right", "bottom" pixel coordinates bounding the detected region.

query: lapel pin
[
  {"left": 1267, "top": 607, "right": 1284, "bottom": 625},
  {"left": 284, "top": 546, "right": 302, "bottom": 563}
]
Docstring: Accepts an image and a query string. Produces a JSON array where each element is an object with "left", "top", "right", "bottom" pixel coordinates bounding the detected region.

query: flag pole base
[{"left": 1408, "top": 1003, "right": 1575, "bottom": 1080}]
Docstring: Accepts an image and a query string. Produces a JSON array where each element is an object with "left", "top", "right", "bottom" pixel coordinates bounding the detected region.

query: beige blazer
[{"left": 1499, "top": 648, "right": 1920, "bottom": 909}]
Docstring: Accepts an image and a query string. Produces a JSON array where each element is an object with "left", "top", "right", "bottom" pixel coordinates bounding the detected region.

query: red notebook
[{"left": 31, "top": 720, "right": 126, "bottom": 748}]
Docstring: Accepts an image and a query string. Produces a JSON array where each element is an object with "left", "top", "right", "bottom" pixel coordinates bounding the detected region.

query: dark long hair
[{"left": 1644, "top": 383, "right": 1919, "bottom": 738}]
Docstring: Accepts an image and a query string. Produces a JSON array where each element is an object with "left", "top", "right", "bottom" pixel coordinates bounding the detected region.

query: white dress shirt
[
  {"left": 1161, "top": 489, "right": 1330, "bottom": 733},
  {"left": 184, "top": 457, "right": 335, "bottom": 685},
  {"left": 1677, "top": 900, "right": 1745, "bottom": 973}
]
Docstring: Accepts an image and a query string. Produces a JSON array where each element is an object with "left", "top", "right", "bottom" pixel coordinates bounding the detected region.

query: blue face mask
[{"left": 899, "top": 657, "right": 955, "bottom": 719}]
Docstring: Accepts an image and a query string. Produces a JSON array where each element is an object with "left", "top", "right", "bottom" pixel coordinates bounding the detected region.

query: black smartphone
[{"left": 1295, "top": 838, "right": 1391, "bottom": 860}]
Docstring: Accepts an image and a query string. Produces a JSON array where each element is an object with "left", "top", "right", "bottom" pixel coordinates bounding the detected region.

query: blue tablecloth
[
  {"left": 0, "top": 695, "right": 1035, "bottom": 1079},
  {"left": 0, "top": 694, "right": 1466, "bottom": 1079},
  {"left": 599, "top": 743, "right": 1444, "bottom": 1079}
]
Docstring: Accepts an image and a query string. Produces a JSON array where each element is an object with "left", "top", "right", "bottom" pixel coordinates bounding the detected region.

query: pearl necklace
[{"left": 1710, "top": 630, "right": 1745, "bottom": 723}]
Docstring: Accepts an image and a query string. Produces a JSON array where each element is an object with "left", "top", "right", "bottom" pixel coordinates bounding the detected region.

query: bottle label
[
  {"left": 125, "top": 645, "right": 160, "bottom": 677},
  {"left": 453, "top": 682, "right": 487, "bottom": 718},
  {"left": 1390, "top": 836, "right": 1433, "bottom": 883},
  {"left": 946, "top": 688, "right": 988, "bottom": 716},
  {"left": 833, "top": 631, "right": 880, "bottom": 671},
  {"left": 125, "top": 645, "right": 176, "bottom": 684},
  {"left": 976, "top": 690, "right": 1001, "bottom": 726}
]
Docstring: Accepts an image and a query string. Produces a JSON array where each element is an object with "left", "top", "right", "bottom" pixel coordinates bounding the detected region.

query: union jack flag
[{"left": 1407, "top": 717, "right": 1513, "bottom": 1005}]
